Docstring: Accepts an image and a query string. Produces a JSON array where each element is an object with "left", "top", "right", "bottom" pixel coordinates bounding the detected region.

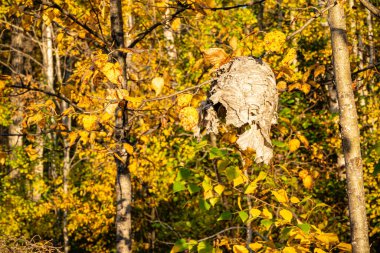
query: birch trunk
[
  {"left": 110, "top": 1, "right": 132, "bottom": 252},
  {"left": 328, "top": 1, "right": 370, "bottom": 252},
  {"left": 163, "top": 7, "right": 178, "bottom": 61},
  {"left": 32, "top": 21, "right": 55, "bottom": 202}
]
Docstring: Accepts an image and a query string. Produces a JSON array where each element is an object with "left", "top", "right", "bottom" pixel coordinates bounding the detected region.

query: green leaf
[
  {"left": 176, "top": 168, "right": 191, "bottom": 181},
  {"left": 188, "top": 184, "right": 201, "bottom": 194},
  {"left": 197, "top": 241, "right": 213, "bottom": 253},
  {"left": 217, "top": 211, "right": 232, "bottom": 221},
  {"left": 272, "top": 139, "right": 287, "bottom": 148},
  {"left": 225, "top": 167, "right": 240, "bottom": 181},
  {"left": 260, "top": 219, "right": 273, "bottom": 229},
  {"left": 297, "top": 223, "right": 311, "bottom": 234},
  {"left": 199, "top": 198, "right": 211, "bottom": 211},
  {"left": 209, "top": 147, "right": 228, "bottom": 159},
  {"left": 173, "top": 181, "right": 186, "bottom": 193},
  {"left": 171, "top": 238, "right": 188, "bottom": 252},
  {"left": 238, "top": 211, "right": 249, "bottom": 223}
]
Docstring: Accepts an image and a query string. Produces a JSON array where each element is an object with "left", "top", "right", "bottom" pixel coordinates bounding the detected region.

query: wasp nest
[{"left": 198, "top": 56, "right": 278, "bottom": 164}]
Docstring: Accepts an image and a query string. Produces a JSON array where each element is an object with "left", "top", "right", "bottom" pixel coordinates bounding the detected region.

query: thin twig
[
  {"left": 41, "top": 0, "right": 108, "bottom": 48},
  {"left": 143, "top": 79, "right": 213, "bottom": 102},
  {"left": 0, "top": 44, "right": 43, "bottom": 67},
  {"left": 9, "top": 84, "right": 83, "bottom": 112},
  {"left": 286, "top": 1, "right": 337, "bottom": 40},
  {"left": 202, "top": 0, "right": 265, "bottom": 11},
  {"left": 128, "top": 5, "right": 189, "bottom": 48}
]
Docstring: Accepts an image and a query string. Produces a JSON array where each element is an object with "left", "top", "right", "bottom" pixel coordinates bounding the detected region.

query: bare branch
[
  {"left": 0, "top": 44, "right": 43, "bottom": 67},
  {"left": 359, "top": 0, "right": 380, "bottom": 17},
  {"left": 143, "top": 79, "right": 213, "bottom": 102},
  {"left": 286, "top": 1, "right": 337, "bottom": 40},
  {"left": 128, "top": 5, "right": 189, "bottom": 48},
  {"left": 203, "top": 0, "right": 265, "bottom": 11},
  {"left": 9, "top": 84, "right": 83, "bottom": 112}
]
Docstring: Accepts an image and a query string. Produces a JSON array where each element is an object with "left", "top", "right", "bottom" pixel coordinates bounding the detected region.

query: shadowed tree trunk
[
  {"left": 110, "top": 0, "right": 132, "bottom": 252},
  {"left": 328, "top": 1, "right": 370, "bottom": 252},
  {"left": 8, "top": 17, "right": 25, "bottom": 179}
]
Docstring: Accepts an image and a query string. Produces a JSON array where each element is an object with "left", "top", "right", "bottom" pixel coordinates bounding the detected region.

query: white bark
[{"left": 328, "top": 1, "right": 370, "bottom": 252}]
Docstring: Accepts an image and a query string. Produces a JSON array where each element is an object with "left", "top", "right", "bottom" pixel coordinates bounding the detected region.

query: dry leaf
[{"left": 203, "top": 48, "right": 231, "bottom": 69}]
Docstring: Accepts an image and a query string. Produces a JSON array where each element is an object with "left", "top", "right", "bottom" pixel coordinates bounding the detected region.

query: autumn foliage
[{"left": 0, "top": 0, "right": 379, "bottom": 252}]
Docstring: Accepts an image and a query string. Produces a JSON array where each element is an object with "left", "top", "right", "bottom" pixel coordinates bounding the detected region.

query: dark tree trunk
[
  {"left": 8, "top": 17, "right": 25, "bottom": 178},
  {"left": 110, "top": 1, "right": 132, "bottom": 252}
]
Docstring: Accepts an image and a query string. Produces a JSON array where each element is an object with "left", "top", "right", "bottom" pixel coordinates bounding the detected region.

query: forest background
[{"left": 0, "top": 0, "right": 379, "bottom": 252}]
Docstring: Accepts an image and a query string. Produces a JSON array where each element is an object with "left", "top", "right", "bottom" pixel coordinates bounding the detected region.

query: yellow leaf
[
  {"left": 27, "top": 113, "right": 44, "bottom": 127},
  {"left": 256, "top": 171, "right": 267, "bottom": 181},
  {"left": 214, "top": 184, "right": 225, "bottom": 195},
  {"left": 314, "top": 249, "right": 327, "bottom": 253},
  {"left": 245, "top": 181, "right": 257, "bottom": 194},
  {"left": 248, "top": 242, "right": 262, "bottom": 251},
  {"left": 79, "top": 131, "right": 89, "bottom": 144},
  {"left": 78, "top": 31, "right": 86, "bottom": 39},
  {"left": 233, "top": 245, "right": 249, "bottom": 253},
  {"left": 82, "top": 115, "right": 98, "bottom": 131},
  {"left": 288, "top": 82, "right": 302, "bottom": 92},
  {"left": 67, "top": 132, "right": 78, "bottom": 146},
  {"left": 237, "top": 196, "right": 242, "bottom": 211},
  {"left": 303, "top": 175, "right": 313, "bottom": 189},
  {"left": 279, "top": 209, "right": 293, "bottom": 222},
  {"left": 101, "top": 62, "right": 122, "bottom": 84},
  {"left": 298, "top": 169, "right": 309, "bottom": 179},
  {"left": 277, "top": 81, "right": 287, "bottom": 91},
  {"left": 171, "top": 18, "right": 181, "bottom": 31},
  {"left": 151, "top": 77, "right": 165, "bottom": 96},
  {"left": 177, "top": 94, "right": 193, "bottom": 107},
  {"left": 264, "top": 30, "right": 286, "bottom": 52},
  {"left": 233, "top": 175, "right": 245, "bottom": 187},
  {"left": 282, "top": 48, "right": 297, "bottom": 65},
  {"left": 336, "top": 242, "right": 352, "bottom": 252},
  {"left": 25, "top": 145, "right": 39, "bottom": 161},
  {"left": 297, "top": 134, "right": 309, "bottom": 147},
  {"left": 288, "top": 139, "right": 300, "bottom": 152},
  {"left": 61, "top": 107, "right": 75, "bottom": 117},
  {"left": 179, "top": 107, "right": 199, "bottom": 131},
  {"left": 249, "top": 208, "right": 261, "bottom": 219},
  {"left": 301, "top": 83, "right": 311, "bottom": 94},
  {"left": 283, "top": 247, "right": 297, "bottom": 253},
  {"left": 262, "top": 208, "right": 272, "bottom": 219},
  {"left": 203, "top": 48, "right": 230, "bottom": 69},
  {"left": 290, "top": 196, "right": 300, "bottom": 203},
  {"left": 314, "top": 65, "right": 325, "bottom": 79},
  {"left": 116, "top": 88, "right": 129, "bottom": 100},
  {"left": 229, "top": 36, "right": 238, "bottom": 51},
  {"left": 123, "top": 143, "right": 134, "bottom": 155},
  {"left": 272, "top": 189, "right": 289, "bottom": 203}
]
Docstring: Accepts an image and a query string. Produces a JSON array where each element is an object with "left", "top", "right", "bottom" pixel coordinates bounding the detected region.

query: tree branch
[
  {"left": 203, "top": 0, "right": 265, "bottom": 11},
  {"left": 128, "top": 5, "right": 189, "bottom": 48},
  {"left": 286, "top": 1, "right": 337, "bottom": 40},
  {"left": 359, "top": 0, "right": 380, "bottom": 17},
  {"left": 9, "top": 84, "right": 83, "bottom": 112},
  {"left": 41, "top": 0, "right": 109, "bottom": 48}
]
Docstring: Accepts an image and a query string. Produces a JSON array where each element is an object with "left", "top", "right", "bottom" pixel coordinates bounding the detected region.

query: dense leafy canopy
[{"left": 0, "top": 0, "right": 379, "bottom": 252}]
